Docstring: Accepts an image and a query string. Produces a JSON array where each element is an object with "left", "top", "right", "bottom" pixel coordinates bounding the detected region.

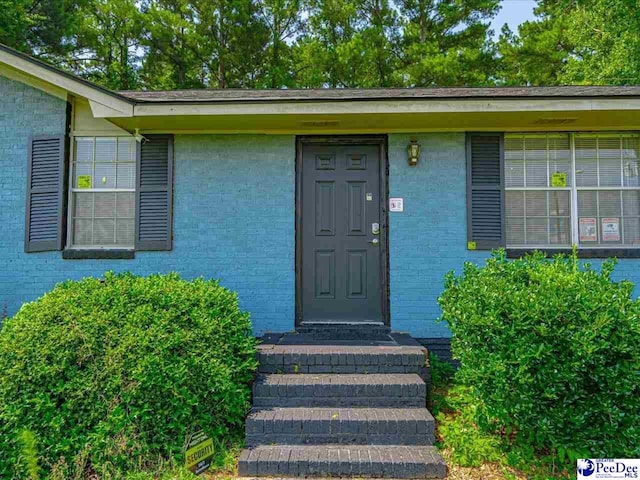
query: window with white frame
[
  {"left": 70, "top": 137, "right": 136, "bottom": 248},
  {"left": 505, "top": 132, "right": 640, "bottom": 248}
]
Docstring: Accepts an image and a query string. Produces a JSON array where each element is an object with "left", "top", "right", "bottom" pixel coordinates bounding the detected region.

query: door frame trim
[{"left": 295, "top": 135, "right": 390, "bottom": 327}]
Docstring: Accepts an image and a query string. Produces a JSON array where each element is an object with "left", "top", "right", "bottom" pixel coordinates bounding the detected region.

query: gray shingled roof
[
  {"left": 3, "top": 42, "right": 640, "bottom": 104},
  {"left": 119, "top": 86, "right": 640, "bottom": 103}
]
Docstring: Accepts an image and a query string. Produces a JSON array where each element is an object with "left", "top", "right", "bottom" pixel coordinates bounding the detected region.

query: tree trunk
[{"left": 218, "top": 4, "right": 226, "bottom": 88}]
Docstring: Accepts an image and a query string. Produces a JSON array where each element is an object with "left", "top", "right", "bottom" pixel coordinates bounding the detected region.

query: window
[
  {"left": 504, "top": 132, "right": 640, "bottom": 249},
  {"left": 70, "top": 137, "right": 136, "bottom": 248}
]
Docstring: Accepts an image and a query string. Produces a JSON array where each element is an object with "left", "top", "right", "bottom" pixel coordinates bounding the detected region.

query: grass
[{"left": 429, "top": 354, "right": 573, "bottom": 480}]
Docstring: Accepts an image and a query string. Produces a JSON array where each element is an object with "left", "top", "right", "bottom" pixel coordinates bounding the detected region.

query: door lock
[
  {"left": 369, "top": 238, "right": 379, "bottom": 246},
  {"left": 372, "top": 223, "right": 380, "bottom": 235}
]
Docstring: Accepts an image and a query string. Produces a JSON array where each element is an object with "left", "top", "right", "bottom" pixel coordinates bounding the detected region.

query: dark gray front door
[{"left": 299, "top": 141, "right": 385, "bottom": 323}]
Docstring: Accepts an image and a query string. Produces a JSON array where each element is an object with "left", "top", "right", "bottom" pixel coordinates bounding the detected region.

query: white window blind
[
  {"left": 70, "top": 137, "right": 136, "bottom": 248},
  {"left": 505, "top": 134, "right": 572, "bottom": 247},
  {"left": 504, "top": 132, "right": 640, "bottom": 249},
  {"left": 575, "top": 134, "right": 640, "bottom": 247}
]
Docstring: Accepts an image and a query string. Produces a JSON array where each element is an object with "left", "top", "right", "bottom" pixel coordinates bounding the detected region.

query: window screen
[{"left": 70, "top": 137, "right": 136, "bottom": 248}]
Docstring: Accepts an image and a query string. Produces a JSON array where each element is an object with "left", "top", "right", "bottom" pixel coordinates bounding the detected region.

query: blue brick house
[{"left": 3, "top": 43, "right": 640, "bottom": 351}]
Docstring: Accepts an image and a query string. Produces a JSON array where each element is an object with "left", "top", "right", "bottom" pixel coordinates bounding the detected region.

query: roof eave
[{"left": 0, "top": 44, "right": 134, "bottom": 117}]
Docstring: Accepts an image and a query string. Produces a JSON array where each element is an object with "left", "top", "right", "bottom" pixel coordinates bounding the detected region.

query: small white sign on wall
[{"left": 389, "top": 198, "right": 404, "bottom": 212}]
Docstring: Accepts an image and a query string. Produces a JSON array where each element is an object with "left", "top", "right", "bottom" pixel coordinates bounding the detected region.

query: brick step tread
[
  {"left": 246, "top": 407, "right": 435, "bottom": 446},
  {"left": 253, "top": 374, "right": 426, "bottom": 408},
  {"left": 258, "top": 345, "right": 427, "bottom": 374},
  {"left": 238, "top": 445, "right": 446, "bottom": 478}
]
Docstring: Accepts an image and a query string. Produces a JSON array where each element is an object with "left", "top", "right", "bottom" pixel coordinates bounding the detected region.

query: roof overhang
[
  {"left": 1, "top": 42, "right": 640, "bottom": 134},
  {"left": 0, "top": 45, "right": 133, "bottom": 117},
  {"left": 106, "top": 108, "right": 640, "bottom": 134}
]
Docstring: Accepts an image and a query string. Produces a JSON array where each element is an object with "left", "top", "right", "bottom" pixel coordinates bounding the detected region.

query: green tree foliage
[
  {"left": 498, "top": 0, "right": 640, "bottom": 86},
  {"left": 255, "top": 0, "right": 303, "bottom": 88},
  {"left": 2, "top": 1, "right": 638, "bottom": 90},
  {"left": 561, "top": 0, "right": 640, "bottom": 84},
  {"left": 72, "top": 0, "right": 144, "bottom": 90},
  {"left": 295, "top": 0, "right": 402, "bottom": 88},
  {"left": 0, "top": 0, "right": 504, "bottom": 89},
  {"left": 294, "top": 0, "right": 359, "bottom": 87},
  {"left": 357, "top": 0, "right": 402, "bottom": 87},
  {"left": 194, "top": 0, "right": 269, "bottom": 88},
  {"left": 141, "top": 0, "right": 205, "bottom": 89},
  {"left": 397, "top": 0, "right": 500, "bottom": 86},
  {"left": 0, "top": 0, "right": 87, "bottom": 58}
]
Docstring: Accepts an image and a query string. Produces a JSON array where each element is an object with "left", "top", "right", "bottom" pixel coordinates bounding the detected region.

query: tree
[
  {"left": 71, "top": 0, "right": 144, "bottom": 90},
  {"left": 141, "top": 0, "right": 204, "bottom": 90},
  {"left": 497, "top": 0, "right": 640, "bottom": 86},
  {"left": 497, "top": 1, "right": 573, "bottom": 85},
  {"left": 255, "top": 0, "right": 303, "bottom": 88},
  {"left": 194, "top": 0, "right": 269, "bottom": 88},
  {"left": 397, "top": 0, "right": 500, "bottom": 87},
  {"left": 295, "top": 0, "right": 401, "bottom": 88},
  {"left": 294, "top": 0, "right": 360, "bottom": 87},
  {"left": 0, "top": 0, "right": 88, "bottom": 59},
  {"left": 356, "top": 0, "right": 402, "bottom": 87},
  {"left": 561, "top": 0, "right": 640, "bottom": 85}
]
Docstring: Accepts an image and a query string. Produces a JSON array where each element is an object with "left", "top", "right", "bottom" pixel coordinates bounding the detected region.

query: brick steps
[
  {"left": 296, "top": 322, "right": 392, "bottom": 341},
  {"left": 253, "top": 374, "right": 426, "bottom": 408},
  {"left": 238, "top": 445, "right": 446, "bottom": 478},
  {"left": 245, "top": 407, "right": 435, "bottom": 447},
  {"left": 257, "top": 343, "right": 428, "bottom": 376},
  {"left": 240, "top": 333, "right": 446, "bottom": 479}
]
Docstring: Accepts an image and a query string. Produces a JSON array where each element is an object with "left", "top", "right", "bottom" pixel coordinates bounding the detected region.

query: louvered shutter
[
  {"left": 135, "top": 135, "right": 173, "bottom": 251},
  {"left": 466, "top": 133, "right": 505, "bottom": 250},
  {"left": 24, "top": 135, "right": 68, "bottom": 252}
]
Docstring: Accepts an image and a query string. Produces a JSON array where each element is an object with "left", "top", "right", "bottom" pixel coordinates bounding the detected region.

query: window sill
[
  {"left": 506, "top": 248, "right": 640, "bottom": 259},
  {"left": 62, "top": 249, "right": 135, "bottom": 260}
]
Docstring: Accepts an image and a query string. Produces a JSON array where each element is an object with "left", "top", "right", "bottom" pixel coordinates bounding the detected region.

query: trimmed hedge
[
  {"left": 0, "top": 272, "right": 257, "bottom": 478},
  {"left": 439, "top": 250, "right": 640, "bottom": 459}
]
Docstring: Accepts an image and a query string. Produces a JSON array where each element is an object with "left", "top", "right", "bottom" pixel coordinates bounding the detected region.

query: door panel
[{"left": 300, "top": 142, "right": 384, "bottom": 323}]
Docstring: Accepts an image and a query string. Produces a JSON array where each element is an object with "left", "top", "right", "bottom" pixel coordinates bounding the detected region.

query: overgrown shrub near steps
[
  {"left": 439, "top": 250, "right": 640, "bottom": 459},
  {"left": 0, "top": 272, "right": 257, "bottom": 479}
]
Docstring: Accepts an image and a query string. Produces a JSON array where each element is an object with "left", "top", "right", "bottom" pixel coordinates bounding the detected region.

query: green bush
[
  {"left": 439, "top": 250, "right": 640, "bottom": 459},
  {"left": 0, "top": 272, "right": 257, "bottom": 479}
]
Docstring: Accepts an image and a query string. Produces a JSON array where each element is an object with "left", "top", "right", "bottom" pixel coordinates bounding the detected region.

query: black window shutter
[
  {"left": 136, "top": 134, "right": 173, "bottom": 251},
  {"left": 466, "top": 133, "right": 505, "bottom": 250},
  {"left": 24, "top": 135, "right": 68, "bottom": 253}
]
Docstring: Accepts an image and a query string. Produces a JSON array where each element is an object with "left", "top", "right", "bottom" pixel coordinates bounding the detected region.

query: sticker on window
[
  {"left": 602, "top": 218, "right": 620, "bottom": 242},
  {"left": 551, "top": 172, "right": 567, "bottom": 188},
  {"left": 77, "top": 175, "right": 92, "bottom": 189},
  {"left": 579, "top": 218, "right": 597, "bottom": 242}
]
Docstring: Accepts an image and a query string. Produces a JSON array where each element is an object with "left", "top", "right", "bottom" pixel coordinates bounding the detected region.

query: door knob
[{"left": 368, "top": 238, "right": 379, "bottom": 245}]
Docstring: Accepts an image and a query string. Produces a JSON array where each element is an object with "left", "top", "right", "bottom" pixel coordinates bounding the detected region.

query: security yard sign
[{"left": 185, "top": 430, "right": 214, "bottom": 475}]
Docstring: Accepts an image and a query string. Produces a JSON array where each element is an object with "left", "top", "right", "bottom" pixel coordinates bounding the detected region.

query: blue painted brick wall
[
  {"left": 0, "top": 76, "right": 295, "bottom": 335},
  {"left": 388, "top": 133, "right": 490, "bottom": 337},
  {"left": 3, "top": 76, "right": 640, "bottom": 338},
  {"left": 388, "top": 133, "right": 640, "bottom": 338}
]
